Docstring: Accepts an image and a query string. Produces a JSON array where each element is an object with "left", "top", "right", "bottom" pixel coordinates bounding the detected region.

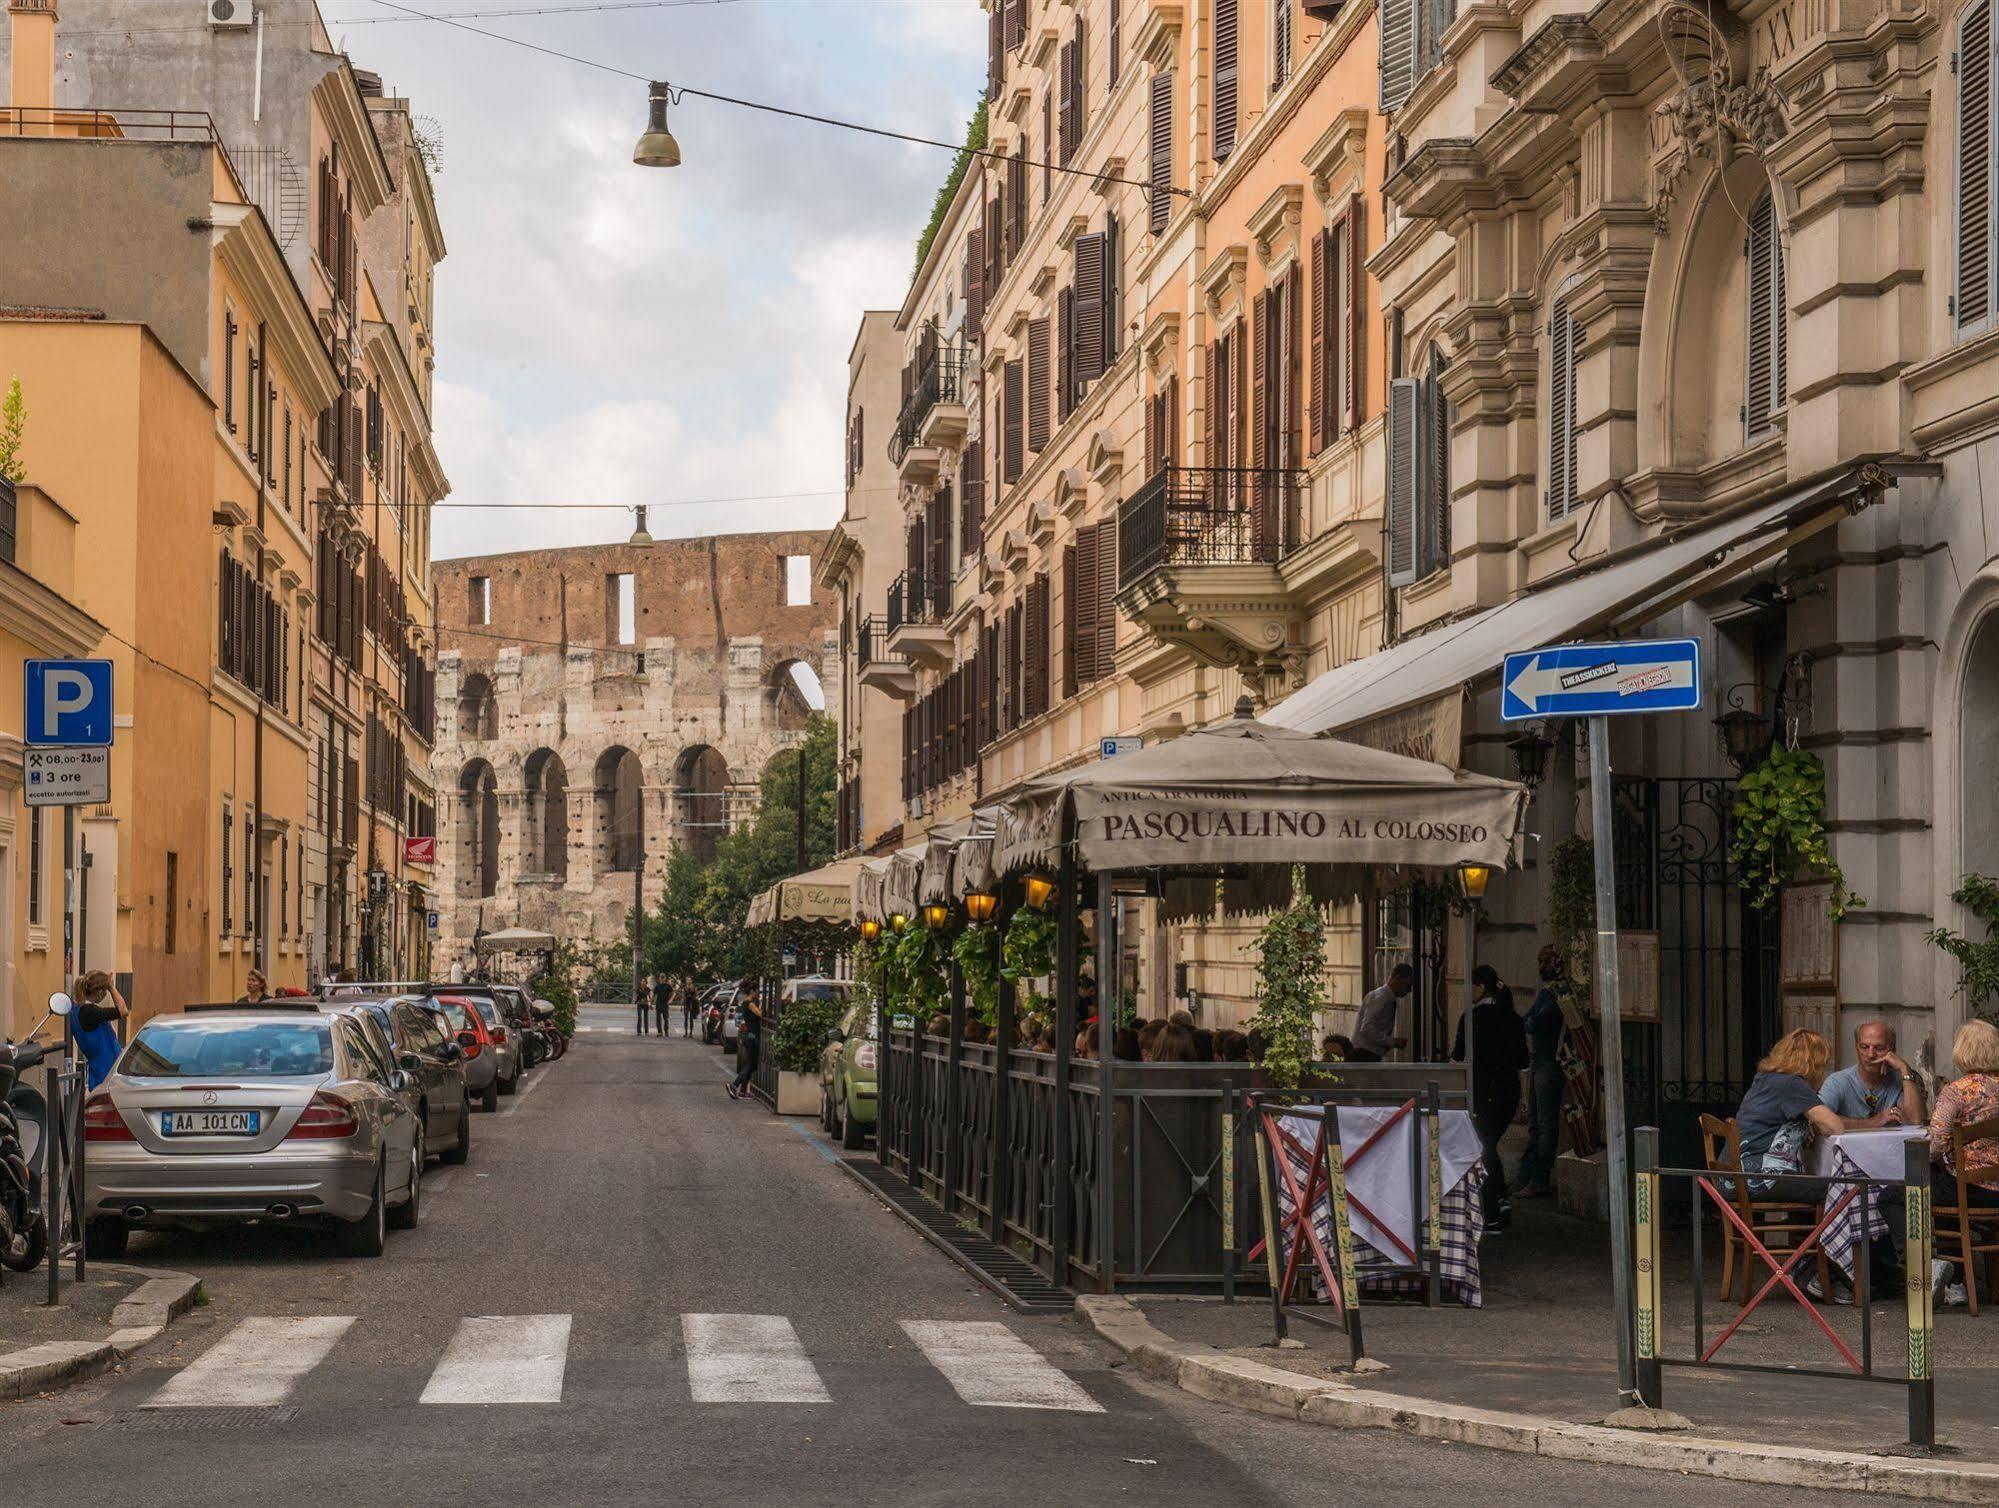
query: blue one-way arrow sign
[{"left": 1500, "top": 639, "right": 1701, "bottom": 721}]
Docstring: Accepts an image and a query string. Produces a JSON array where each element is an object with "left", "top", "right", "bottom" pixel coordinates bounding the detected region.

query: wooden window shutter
[
  {"left": 1149, "top": 71, "right": 1174, "bottom": 234},
  {"left": 1232, "top": 325, "right": 1249, "bottom": 495},
  {"left": 1058, "top": 287, "right": 1075, "bottom": 424},
  {"left": 929, "top": 487, "right": 951, "bottom": 607},
  {"left": 1008, "top": 149, "right": 1028, "bottom": 255},
  {"left": 1250, "top": 290, "right": 1271, "bottom": 471},
  {"left": 1077, "top": 524, "right": 1102, "bottom": 684},
  {"left": 1959, "top": 0, "right": 1995, "bottom": 335},
  {"left": 1008, "top": 599, "right": 1024, "bottom": 729},
  {"left": 1309, "top": 230, "right": 1329, "bottom": 453},
  {"left": 1419, "top": 358, "right": 1451, "bottom": 575},
  {"left": 1110, "top": 0, "right": 1122, "bottom": 87},
  {"left": 1063, "top": 541, "right": 1083, "bottom": 696},
  {"left": 1026, "top": 573, "right": 1050, "bottom": 718},
  {"left": 989, "top": 1, "right": 1005, "bottom": 99},
  {"left": 1103, "top": 214, "right": 1122, "bottom": 361},
  {"left": 1094, "top": 520, "right": 1119, "bottom": 678},
  {"left": 1345, "top": 196, "right": 1368, "bottom": 435},
  {"left": 1058, "top": 37, "right": 1077, "bottom": 165},
  {"left": 962, "top": 439, "right": 985, "bottom": 550},
  {"left": 1286, "top": 259, "right": 1304, "bottom": 469},
  {"left": 1027, "top": 317, "right": 1052, "bottom": 451},
  {"left": 1547, "top": 296, "right": 1579, "bottom": 520},
  {"left": 1744, "top": 191, "right": 1785, "bottom": 438},
  {"left": 1213, "top": 0, "right": 1240, "bottom": 161},
  {"left": 1004, "top": 0, "right": 1025, "bottom": 50},
  {"left": 1165, "top": 373, "right": 1181, "bottom": 466},
  {"left": 1042, "top": 92, "right": 1053, "bottom": 203},
  {"left": 1203, "top": 340, "right": 1220, "bottom": 484},
  {"left": 1274, "top": 0, "right": 1294, "bottom": 87},
  {"left": 965, "top": 229, "right": 985, "bottom": 341},
  {"left": 988, "top": 191, "right": 1006, "bottom": 286},
  {"left": 976, "top": 631, "right": 991, "bottom": 747},
  {"left": 1380, "top": 0, "right": 1417, "bottom": 109},
  {"left": 1072, "top": 231, "right": 1108, "bottom": 389},
  {"left": 1145, "top": 391, "right": 1161, "bottom": 476},
  {"left": 1071, "top": 16, "right": 1088, "bottom": 153},
  {"left": 1386, "top": 376, "right": 1419, "bottom": 585},
  {"left": 1003, "top": 359, "right": 1026, "bottom": 481}
]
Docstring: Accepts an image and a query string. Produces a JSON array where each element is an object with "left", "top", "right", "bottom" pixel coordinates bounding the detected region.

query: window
[
  {"left": 223, "top": 306, "right": 238, "bottom": 434},
  {"left": 1149, "top": 71, "right": 1174, "bottom": 234},
  {"left": 1959, "top": 0, "right": 1996, "bottom": 336},
  {"left": 27, "top": 808, "right": 43, "bottom": 928},
  {"left": 279, "top": 836, "right": 289, "bottom": 938},
  {"left": 1308, "top": 199, "right": 1368, "bottom": 452},
  {"left": 1381, "top": 0, "right": 1455, "bottom": 109},
  {"left": 1273, "top": 0, "right": 1294, "bottom": 90},
  {"left": 243, "top": 806, "right": 256, "bottom": 938},
  {"left": 469, "top": 575, "right": 490, "bottom": 627},
  {"left": 222, "top": 806, "right": 234, "bottom": 934},
  {"left": 1063, "top": 520, "right": 1119, "bottom": 694},
  {"left": 1002, "top": 359, "right": 1026, "bottom": 482},
  {"left": 784, "top": 556, "right": 812, "bottom": 607},
  {"left": 1058, "top": 16, "right": 1086, "bottom": 165},
  {"left": 1027, "top": 316, "right": 1052, "bottom": 451},
  {"left": 1743, "top": 189, "right": 1788, "bottom": 440},
  {"left": 607, "top": 572, "right": 636, "bottom": 644},
  {"left": 1214, "top": 0, "right": 1240, "bottom": 160},
  {"left": 1386, "top": 348, "right": 1452, "bottom": 586},
  {"left": 164, "top": 851, "right": 178, "bottom": 955},
  {"left": 1547, "top": 292, "right": 1581, "bottom": 519}
]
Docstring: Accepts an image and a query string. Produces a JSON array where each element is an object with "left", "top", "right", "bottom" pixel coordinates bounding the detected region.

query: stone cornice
[
  {"left": 1131, "top": 2, "right": 1185, "bottom": 72},
  {"left": 0, "top": 559, "right": 103, "bottom": 660},
  {"left": 1386, "top": 138, "right": 1524, "bottom": 222},
  {"left": 1199, "top": 243, "right": 1250, "bottom": 312},
  {"left": 362, "top": 319, "right": 449, "bottom": 500},
  {"left": 1490, "top": 14, "right": 1605, "bottom": 103},
  {"left": 213, "top": 203, "right": 341, "bottom": 413},
  {"left": 313, "top": 62, "right": 395, "bottom": 215},
  {"left": 1247, "top": 184, "right": 1305, "bottom": 265},
  {"left": 1303, "top": 109, "right": 1371, "bottom": 205}
]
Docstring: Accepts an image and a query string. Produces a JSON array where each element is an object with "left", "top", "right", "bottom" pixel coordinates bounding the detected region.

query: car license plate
[{"left": 161, "top": 1110, "right": 260, "bottom": 1136}]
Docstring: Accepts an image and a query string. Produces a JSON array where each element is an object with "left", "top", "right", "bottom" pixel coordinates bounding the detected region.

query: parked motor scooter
[
  {"left": 0, "top": 991, "right": 74, "bottom": 1272},
  {"left": 531, "top": 1001, "right": 566, "bottom": 1060}
]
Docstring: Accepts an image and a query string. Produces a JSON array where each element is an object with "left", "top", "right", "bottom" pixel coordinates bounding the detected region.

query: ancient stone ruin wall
[{"left": 431, "top": 529, "right": 837, "bottom": 970}]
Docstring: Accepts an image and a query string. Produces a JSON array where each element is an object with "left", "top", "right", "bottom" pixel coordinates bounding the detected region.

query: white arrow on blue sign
[
  {"left": 25, "top": 658, "right": 114, "bottom": 746},
  {"left": 1500, "top": 639, "right": 1702, "bottom": 721}
]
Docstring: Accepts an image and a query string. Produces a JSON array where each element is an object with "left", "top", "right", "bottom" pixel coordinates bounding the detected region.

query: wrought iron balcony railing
[
  {"left": 1117, "top": 466, "right": 1307, "bottom": 595},
  {"left": 886, "top": 569, "right": 950, "bottom": 637},
  {"left": 856, "top": 614, "right": 887, "bottom": 671},
  {"left": 887, "top": 350, "right": 970, "bottom": 465}
]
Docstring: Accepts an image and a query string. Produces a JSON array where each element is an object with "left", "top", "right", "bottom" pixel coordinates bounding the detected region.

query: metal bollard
[
  {"left": 1323, "top": 1117, "right": 1367, "bottom": 1366},
  {"left": 1221, "top": 1086, "right": 1237, "bottom": 1305},
  {"left": 1633, "top": 1126, "right": 1663, "bottom": 1409},
  {"left": 1904, "top": 1137, "right": 1935, "bottom": 1449}
]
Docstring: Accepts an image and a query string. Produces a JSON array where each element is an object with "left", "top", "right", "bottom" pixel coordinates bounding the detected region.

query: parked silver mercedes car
[{"left": 82, "top": 1006, "right": 424, "bottom": 1259}]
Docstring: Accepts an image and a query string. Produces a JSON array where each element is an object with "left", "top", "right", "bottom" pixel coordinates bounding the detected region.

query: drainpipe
[{"left": 255, "top": 321, "right": 269, "bottom": 984}]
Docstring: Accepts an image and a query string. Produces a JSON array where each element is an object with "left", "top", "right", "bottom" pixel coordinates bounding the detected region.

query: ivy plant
[
  {"left": 1928, "top": 874, "right": 1999, "bottom": 1023},
  {"left": 1002, "top": 907, "right": 1056, "bottom": 1012},
  {"left": 1246, "top": 867, "right": 1326, "bottom": 1091},
  {"left": 0, "top": 378, "right": 24, "bottom": 485},
  {"left": 952, "top": 923, "right": 1000, "bottom": 1026},
  {"left": 1729, "top": 742, "right": 1861, "bottom": 920},
  {"left": 890, "top": 924, "right": 948, "bottom": 1019}
]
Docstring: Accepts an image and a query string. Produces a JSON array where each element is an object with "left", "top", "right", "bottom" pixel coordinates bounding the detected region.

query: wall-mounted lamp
[
  {"left": 859, "top": 917, "right": 881, "bottom": 942},
  {"left": 921, "top": 902, "right": 951, "bottom": 931},
  {"left": 964, "top": 890, "right": 998, "bottom": 924},
  {"left": 1456, "top": 862, "right": 1494, "bottom": 902},
  {"left": 1023, "top": 875, "right": 1057, "bottom": 911},
  {"left": 1506, "top": 725, "right": 1555, "bottom": 791},
  {"left": 888, "top": 912, "right": 909, "bottom": 932}
]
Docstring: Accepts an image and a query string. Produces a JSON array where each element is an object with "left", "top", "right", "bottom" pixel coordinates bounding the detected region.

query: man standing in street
[
  {"left": 1516, "top": 946, "right": 1567, "bottom": 1198},
  {"left": 682, "top": 979, "right": 699, "bottom": 1037},
  {"left": 636, "top": 975, "right": 652, "bottom": 1036},
  {"left": 653, "top": 973, "right": 673, "bottom": 1040},
  {"left": 727, "top": 980, "right": 763, "bottom": 1100},
  {"left": 1351, "top": 963, "right": 1413, "bottom": 1062},
  {"left": 1820, "top": 1020, "right": 1927, "bottom": 1126}
]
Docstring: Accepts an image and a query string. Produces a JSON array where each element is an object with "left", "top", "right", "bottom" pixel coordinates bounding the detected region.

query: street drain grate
[
  {"left": 107, "top": 1406, "right": 300, "bottom": 1432},
  {"left": 840, "top": 1157, "right": 1074, "bottom": 1313}
]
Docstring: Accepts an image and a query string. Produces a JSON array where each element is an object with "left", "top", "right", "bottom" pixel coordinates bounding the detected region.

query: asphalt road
[{"left": 0, "top": 1005, "right": 1838, "bottom": 1505}]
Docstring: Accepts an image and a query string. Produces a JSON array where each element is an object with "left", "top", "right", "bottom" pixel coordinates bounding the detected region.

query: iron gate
[{"left": 1613, "top": 776, "right": 1781, "bottom": 1171}]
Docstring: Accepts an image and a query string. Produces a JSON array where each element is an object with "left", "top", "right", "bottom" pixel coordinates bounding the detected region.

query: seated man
[{"left": 1819, "top": 1020, "right": 1926, "bottom": 1128}]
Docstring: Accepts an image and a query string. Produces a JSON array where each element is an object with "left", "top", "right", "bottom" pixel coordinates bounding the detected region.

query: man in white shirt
[{"left": 1351, "top": 964, "right": 1414, "bottom": 1062}]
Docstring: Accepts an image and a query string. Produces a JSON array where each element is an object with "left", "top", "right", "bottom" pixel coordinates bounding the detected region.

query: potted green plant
[
  {"left": 1928, "top": 874, "right": 1999, "bottom": 1024},
  {"left": 770, "top": 996, "right": 846, "bottom": 1115}
]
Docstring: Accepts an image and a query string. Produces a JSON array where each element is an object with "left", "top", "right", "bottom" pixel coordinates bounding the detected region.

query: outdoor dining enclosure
[{"left": 844, "top": 706, "right": 1530, "bottom": 1295}]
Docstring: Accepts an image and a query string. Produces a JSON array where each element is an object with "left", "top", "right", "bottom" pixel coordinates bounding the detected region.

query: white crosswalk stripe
[
  {"left": 421, "top": 1314, "right": 572, "bottom": 1404},
  {"left": 148, "top": 1315, "right": 356, "bottom": 1408},
  {"left": 682, "top": 1313, "right": 831, "bottom": 1404},
  {"left": 898, "top": 1321, "right": 1103, "bottom": 1412}
]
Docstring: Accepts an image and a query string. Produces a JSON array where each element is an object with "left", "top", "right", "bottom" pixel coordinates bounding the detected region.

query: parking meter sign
[
  {"left": 25, "top": 746, "right": 110, "bottom": 806},
  {"left": 25, "top": 659, "right": 114, "bottom": 747}
]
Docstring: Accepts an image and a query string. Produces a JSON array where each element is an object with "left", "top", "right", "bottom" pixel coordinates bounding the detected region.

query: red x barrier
[{"left": 1695, "top": 1175, "right": 1864, "bottom": 1373}]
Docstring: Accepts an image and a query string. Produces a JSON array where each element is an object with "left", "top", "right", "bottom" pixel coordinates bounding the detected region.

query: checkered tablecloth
[
  {"left": 1819, "top": 1147, "right": 1894, "bottom": 1281},
  {"left": 1271, "top": 1126, "right": 1487, "bottom": 1308}
]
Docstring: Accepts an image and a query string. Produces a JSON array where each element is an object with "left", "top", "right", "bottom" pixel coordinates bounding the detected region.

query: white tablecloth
[
  {"left": 1279, "top": 1105, "right": 1481, "bottom": 1264},
  {"left": 1808, "top": 1127, "right": 1927, "bottom": 1180}
]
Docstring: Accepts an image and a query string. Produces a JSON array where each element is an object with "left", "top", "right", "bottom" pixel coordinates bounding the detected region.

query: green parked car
[{"left": 818, "top": 1001, "right": 878, "bottom": 1150}]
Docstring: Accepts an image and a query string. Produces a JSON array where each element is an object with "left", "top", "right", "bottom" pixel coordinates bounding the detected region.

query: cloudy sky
[{"left": 331, "top": 0, "right": 985, "bottom": 559}]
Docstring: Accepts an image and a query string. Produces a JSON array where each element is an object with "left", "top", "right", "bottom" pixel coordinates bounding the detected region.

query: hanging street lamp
[{"left": 633, "top": 81, "right": 682, "bottom": 168}]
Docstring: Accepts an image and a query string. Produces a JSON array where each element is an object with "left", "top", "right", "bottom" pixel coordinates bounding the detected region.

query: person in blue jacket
[{"left": 70, "top": 971, "right": 128, "bottom": 1089}]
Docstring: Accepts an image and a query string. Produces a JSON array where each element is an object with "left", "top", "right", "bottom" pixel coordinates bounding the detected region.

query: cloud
[{"left": 351, "top": 1, "right": 986, "bottom": 559}]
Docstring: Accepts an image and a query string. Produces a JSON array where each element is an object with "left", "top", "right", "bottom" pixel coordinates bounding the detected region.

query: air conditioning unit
[{"left": 208, "top": 0, "right": 253, "bottom": 28}]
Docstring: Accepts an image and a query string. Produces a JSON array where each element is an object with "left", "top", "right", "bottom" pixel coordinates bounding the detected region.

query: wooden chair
[
  {"left": 1697, "top": 1113, "right": 1833, "bottom": 1304},
  {"left": 1935, "top": 1115, "right": 1999, "bottom": 1317}
]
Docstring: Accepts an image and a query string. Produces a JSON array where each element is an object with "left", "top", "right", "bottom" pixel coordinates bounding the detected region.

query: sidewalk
[
  {"left": 1084, "top": 1199, "right": 1999, "bottom": 1498},
  {"left": 0, "top": 1262, "right": 201, "bottom": 1399}
]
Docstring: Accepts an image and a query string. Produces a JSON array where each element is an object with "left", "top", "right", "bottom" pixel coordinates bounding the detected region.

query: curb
[
  {"left": 0, "top": 1264, "right": 202, "bottom": 1401},
  {"left": 1076, "top": 1296, "right": 1999, "bottom": 1504}
]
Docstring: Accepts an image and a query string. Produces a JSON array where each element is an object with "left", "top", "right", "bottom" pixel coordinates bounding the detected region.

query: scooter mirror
[{"left": 47, "top": 991, "right": 73, "bottom": 1017}]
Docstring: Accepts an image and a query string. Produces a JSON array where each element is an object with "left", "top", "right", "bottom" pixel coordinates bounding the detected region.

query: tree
[{"left": 0, "top": 378, "right": 25, "bottom": 485}]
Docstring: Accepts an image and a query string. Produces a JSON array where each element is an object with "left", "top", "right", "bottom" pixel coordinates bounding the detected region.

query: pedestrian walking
[
  {"left": 1351, "top": 963, "right": 1413, "bottom": 1062},
  {"left": 1515, "top": 946, "right": 1567, "bottom": 1198},
  {"left": 653, "top": 973, "right": 673, "bottom": 1039},
  {"left": 682, "top": 978, "right": 699, "bottom": 1037},
  {"left": 727, "top": 980, "right": 763, "bottom": 1100},
  {"left": 1453, "top": 964, "right": 1528, "bottom": 1231},
  {"left": 70, "top": 971, "right": 128, "bottom": 1090},
  {"left": 636, "top": 974, "right": 652, "bottom": 1035}
]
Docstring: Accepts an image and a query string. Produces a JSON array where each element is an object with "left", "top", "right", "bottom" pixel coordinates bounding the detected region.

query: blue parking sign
[{"left": 25, "top": 659, "right": 114, "bottom": 746}]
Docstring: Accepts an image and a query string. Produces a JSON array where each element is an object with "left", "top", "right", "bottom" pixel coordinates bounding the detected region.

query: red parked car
[{"left": 428, "top": 995, "right": 503, "bottom": 1112}]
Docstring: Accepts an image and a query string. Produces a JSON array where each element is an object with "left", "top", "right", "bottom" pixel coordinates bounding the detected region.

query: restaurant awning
[
  {"left": 918, "top": 812, "right": 1000, "bottom": 903},
  {"left": 476, "top": 927, "right": 556, "bottom": 952},
  {"left": 1263, "top": 462, "right": 1908, "bottom": 748},
  {"left": 852, "top": 855, "right": 894, "bottom": 922},
  {"left": 992, "top": 708, "right": 1528, "bottom": 877},
  {"left": 748, "top": 857, "right": 866, "bottom": 926},
  {"left": 882, "top": 842, "right": 929, "bottom": 921}
]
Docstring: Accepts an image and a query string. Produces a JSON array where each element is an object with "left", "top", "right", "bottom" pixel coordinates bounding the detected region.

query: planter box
[{"left": 775, "top": 1070, "right": 819, "bottom": 1117}]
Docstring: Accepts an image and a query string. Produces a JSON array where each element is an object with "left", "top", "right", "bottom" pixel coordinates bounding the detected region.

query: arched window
[
  {"left": 1547, "top": 290, "right": 1580, "bottom": 520},
  {"left": 458, "top": 672, "right": 497, "bottom": 741},
  {"left": 1743, "top": 189, "right": 1788, "bottom": 440},
  {"left": 457, "top": 760, "right": 499, "bottom": 900},
  {"left": 523, "top": 749, "right": 568, "bottom": 881},
  {"left": 1958, "top": 0, "right": 1996, "bottom": 337},
  {"left": 674, "top": 745, "right": 730, "bottom": 864},
  {"left": 594, "top": 747, "right": 644, "bottom": 874}
]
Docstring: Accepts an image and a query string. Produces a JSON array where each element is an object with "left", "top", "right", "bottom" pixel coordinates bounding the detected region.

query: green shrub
[{"left": 772, "top": 998, "right": 846, "bottom": 1075}]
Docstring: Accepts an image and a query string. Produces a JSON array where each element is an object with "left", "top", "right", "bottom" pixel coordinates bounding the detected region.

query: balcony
[
  {"left": 1115, "top": 466, "right": 1312, "bottom": 703},
  {"left": 883, "top": 569, "right": 954, "bottom": 668},
  {"left": 888, "top": 351, "right": 970, "bottom": 483},
  {"left": 855, "top": 614, "right": 916, "bottom": 701}
]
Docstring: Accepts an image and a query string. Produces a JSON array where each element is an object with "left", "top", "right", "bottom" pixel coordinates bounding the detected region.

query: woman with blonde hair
[
  {"left": 1930, "top": 1019, "right": 1999, "bottom": 1207},
  {"left": 1735, "top": 1028, "right": 1879, "bottom": 1199},
  {"left": 70, "top": 970, "right": 128, "bottom": 1090}
]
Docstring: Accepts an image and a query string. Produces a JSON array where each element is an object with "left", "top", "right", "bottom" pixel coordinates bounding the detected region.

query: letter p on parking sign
[{"left": 25, "top": 659, "right": 114, "bottom": 747}]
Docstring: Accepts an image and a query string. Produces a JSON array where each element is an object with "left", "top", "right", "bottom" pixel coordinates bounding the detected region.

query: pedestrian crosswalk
[{"left": 133, "top": 1313, "right": 1100, "bottom": 1413}]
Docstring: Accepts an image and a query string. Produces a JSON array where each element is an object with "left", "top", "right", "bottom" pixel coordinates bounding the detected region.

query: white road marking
[
  {"left": 899, "top": 1321, "right": 1102, "bottom": 1412},
  {"left": 149, "top": 1315, "right": 356, "bottom": 1408},
  {"left": 683, "top": 1313, "right": 830, "bottom": 1404},
  {"left": 421, "top": 1314, "right": 571, "bottom": 1405}
]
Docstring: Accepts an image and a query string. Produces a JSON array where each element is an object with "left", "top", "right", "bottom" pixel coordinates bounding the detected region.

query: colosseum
[{"left": 431, "top": 528, "right": 838, "bottom": 970}]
